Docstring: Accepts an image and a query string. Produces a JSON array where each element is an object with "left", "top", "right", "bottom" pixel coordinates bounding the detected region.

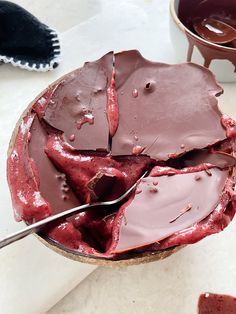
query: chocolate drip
[{"left": 186, "top": 35, "right": 236, "bottom": 72}]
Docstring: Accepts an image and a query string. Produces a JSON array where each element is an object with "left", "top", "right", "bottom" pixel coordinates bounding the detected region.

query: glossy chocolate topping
[
  {"left": 111, "top": 50, "right": 226, "bottom": 160},
  {"left": 111, "top": 167, "right": 228, "bottom": 253},
  {"left": 198, "top": 293, "right": 236, "bottom": 314},
  {"left": 43, "top": 52, "right": 113, "bottom": 151},
  {"left": 7, "top": 50, "right": 236, "bottom": 258}
]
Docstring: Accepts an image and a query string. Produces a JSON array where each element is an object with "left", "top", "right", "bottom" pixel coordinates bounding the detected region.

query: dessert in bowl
[
  {"left": 198, "top": 293, "right": 236, "bottom": 313},
  {"left": 169, "top": 0, "right": 236, "bottom": 82},
  {"left": 7, "top": 50, "right": 236, "bottom": 266}
]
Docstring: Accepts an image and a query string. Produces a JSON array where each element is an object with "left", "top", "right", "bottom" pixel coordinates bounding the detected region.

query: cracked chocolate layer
[{"left": 7, "top": 50, "right": 236, "bottom": 259}]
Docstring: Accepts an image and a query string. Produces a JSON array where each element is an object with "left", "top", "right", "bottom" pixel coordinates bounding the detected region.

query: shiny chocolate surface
[
  {"left": 7, "top": 50, "right": 236, "bottom": 258},
  {"left": 111, "top": 50, "right": 225, "bottom": 159},
  {"left": 112, "top": 167, "right": 228, "bottom": 253},
  {"left": 43, "top": 52, "right": 113, "bottom": 151}
]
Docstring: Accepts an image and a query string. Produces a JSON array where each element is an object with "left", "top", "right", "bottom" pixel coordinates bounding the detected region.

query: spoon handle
[
  {"left": 0, "top": 170, "right": 148, "bottom": 249},
  {"left": 0, "top": 203, "right": 92, "bottom": 249}
]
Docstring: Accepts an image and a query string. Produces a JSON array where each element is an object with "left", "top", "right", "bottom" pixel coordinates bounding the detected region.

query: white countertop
[{"left": 3, "top": 1, "right": 236, "bottom": 313}]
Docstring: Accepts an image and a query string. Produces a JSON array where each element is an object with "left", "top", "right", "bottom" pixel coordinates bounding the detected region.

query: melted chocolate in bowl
[
  {"left": 193, "top": 18, "right": 236, "bottom": 45},
  {"left": 176, "top": 0, "right": 236, "bottom": 70},
  {"left": 7, "top": 50, "right": 236, "bottom": 262}
]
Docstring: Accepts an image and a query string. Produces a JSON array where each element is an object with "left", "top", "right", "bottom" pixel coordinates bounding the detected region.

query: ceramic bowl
[{"left": 169, "top": 0, "right": 236, "bottom": 82}]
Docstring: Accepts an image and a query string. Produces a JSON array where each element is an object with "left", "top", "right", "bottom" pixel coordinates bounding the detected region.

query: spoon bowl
[{"left": 193, "top": 18, "right": 236, "bottom": 44}]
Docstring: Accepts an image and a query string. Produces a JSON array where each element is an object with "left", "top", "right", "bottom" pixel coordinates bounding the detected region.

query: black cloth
[{"left": 0, "top": 0, "right": 60, "bottom": 70}]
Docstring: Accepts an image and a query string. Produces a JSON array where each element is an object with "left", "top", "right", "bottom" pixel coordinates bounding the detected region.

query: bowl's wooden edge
[{"left": 35, "top": 233, "right": 185, "bottom": 267}]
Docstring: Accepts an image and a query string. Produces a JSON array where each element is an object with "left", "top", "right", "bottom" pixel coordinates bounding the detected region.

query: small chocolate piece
[
  {"left": 87, "top": 168, "right": 126, "bottom": 202},
  {"left": 198, "top": 293, "right": 236, "bottom": 314},
  {"left": 43, "top": 52, "right": 114, "bottom": 151},
  {"left": 88, "top": 171, "right": 116, "bottom": 201},
  {"left": 111, "top": 50, "right": 226, "bottom": 160},
  {"left": 111, "top": 167, "right": 228, "bottom": 253}
]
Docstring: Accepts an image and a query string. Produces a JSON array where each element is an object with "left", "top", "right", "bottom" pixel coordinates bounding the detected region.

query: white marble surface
[
  {"left": 14, "top": 0, "right": 101, "bottom": 32},
  {"left": 2, "top": 1, "right": 236, "bottom": 313},
  {"left": 0, "top": 2, "right": 101, "bottom": 314}
]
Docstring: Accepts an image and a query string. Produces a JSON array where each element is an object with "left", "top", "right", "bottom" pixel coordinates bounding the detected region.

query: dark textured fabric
[{"left": 0, "top": 0, "right": 60, "bottom": 70}]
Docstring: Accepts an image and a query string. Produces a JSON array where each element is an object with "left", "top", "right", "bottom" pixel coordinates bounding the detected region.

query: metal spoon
[
  {"left": 0, "top": 171, "right": 148, "bottom": 249},
  {"left": 193, "top": 18, "right": 236, "bottom": 46}
]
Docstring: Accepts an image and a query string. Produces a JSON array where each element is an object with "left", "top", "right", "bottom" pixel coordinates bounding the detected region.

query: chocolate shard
[
  {"left": 178, "top": 0, "right": 236, "bottom": 71},
  {"left": 111, "top": 50, "right": 226, "bottom": 160},
  {"left": 87, "top": 172, "right": 116, "bottom": 201},
  {"left": 87, "top": 169, "right": 126, "bottom": 202},
  {"left": 43, "top": 52, "right": 114, "bottom": 151},
  {"left": 110, "top": 167, "right": 229, "bottom": 253}
]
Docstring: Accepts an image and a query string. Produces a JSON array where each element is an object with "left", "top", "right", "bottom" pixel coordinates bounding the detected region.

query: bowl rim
[
  {"left": 169, "top": 0, "right": 236, "bottom": 52},
  {"left": 35, "top": 232, "right": 185, "bottom": 266}
]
